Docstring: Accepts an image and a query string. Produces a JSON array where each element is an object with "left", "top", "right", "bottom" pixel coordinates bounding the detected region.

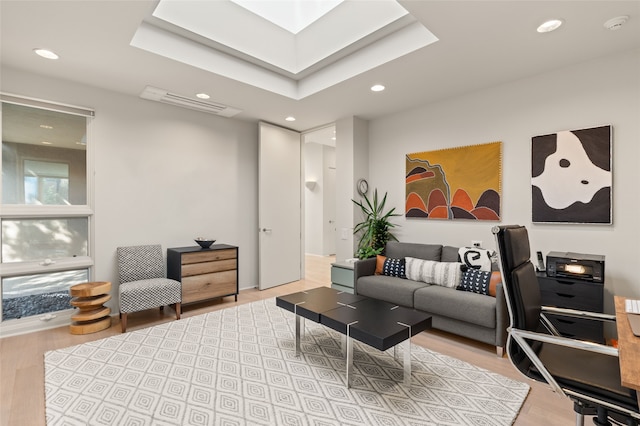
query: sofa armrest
[
  {"left": 353, "top": 258, "right": 376, "bottom": 294},
  {"left": 495, "top": 282, "right": 509, "bottom": 348}
]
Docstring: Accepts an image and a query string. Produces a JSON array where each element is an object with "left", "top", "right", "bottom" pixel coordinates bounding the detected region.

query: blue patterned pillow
[
  {"left": 457, "top": 268, "right": 492, "bottom": 295},
  {"left": 382, "top": 257, "right": 406, "bottom": 278}
]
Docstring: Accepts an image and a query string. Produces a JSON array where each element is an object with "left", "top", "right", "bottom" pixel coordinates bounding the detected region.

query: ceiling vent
[{"left": 139, "top": 86, "right": 241, "bottom": 117}]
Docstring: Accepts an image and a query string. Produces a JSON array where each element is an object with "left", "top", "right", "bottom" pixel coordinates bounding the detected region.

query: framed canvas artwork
[
  {"left": 531, "top": 125, "right": 612, "bottom": 224},
  {"left": 406, "top": 141, "right": 501, "bottom": 220}
]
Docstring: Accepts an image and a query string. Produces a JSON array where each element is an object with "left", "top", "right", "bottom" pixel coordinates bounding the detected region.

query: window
[
  {"left": 2, "top": 217, "right": 89, "bottom": 262},
  {"left": 2, "top": 102, "right": 87, "bottom": 205},
  {"left": 2, "top": 270, "right": 89, "bottom": 321},
  {"left": 24, "top": 160, "right": 70, "bottom": 205},
  {"left": 0, "top": 95, "right": 94, "bottom": 334}
]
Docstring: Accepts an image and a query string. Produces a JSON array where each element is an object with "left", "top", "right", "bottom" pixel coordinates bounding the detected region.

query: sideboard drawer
[
  {"left": 331, "top": 262, "right": 355, "bottom": 294},
  {"left": 182, "top": 259, "right": 237, "bottom": 277},
  {"left": 331, "top": 266, "right": 354, "bottom": 287},
  {"left": 182, "top": 249, "right": 236, "bottom": 264},
  {"left": 182, "top": 270, "right": 237, "bottom": 303},
  {"left": 538, "top": 276, "right": 603, "bottom": 312},
  {"left": 544, "top": 313, "right": 604, "bottom": 344}
]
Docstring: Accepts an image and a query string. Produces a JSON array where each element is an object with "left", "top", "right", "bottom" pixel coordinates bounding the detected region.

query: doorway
[{"left": 302, "top": 125, "right": 336, "bottom": 257}]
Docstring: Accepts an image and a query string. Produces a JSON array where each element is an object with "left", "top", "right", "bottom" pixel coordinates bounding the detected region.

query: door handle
[{"left": 261, "top": 228, "right": 272, "bottom": 233}]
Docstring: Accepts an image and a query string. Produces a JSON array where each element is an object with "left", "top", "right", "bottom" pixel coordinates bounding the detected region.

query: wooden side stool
[{"left": 69, "top": 281, "right": 112, "bottom": 334}]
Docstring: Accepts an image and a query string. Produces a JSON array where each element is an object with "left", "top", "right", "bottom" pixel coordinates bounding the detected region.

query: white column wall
[{"left": 335, "top": 116, "right": 368, "bottom": 261}]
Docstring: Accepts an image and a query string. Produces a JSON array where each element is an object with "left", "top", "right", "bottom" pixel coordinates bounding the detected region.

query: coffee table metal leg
[
  {"left": 341, "top": 334, "right": 347, "bottom": 357},
  {"left": 398, "top": 322, "right": 412, "bottom": 386},
  {"left": 294, "top": 302, "right": 306, "bottom": 357},
  {"left": 295, "top": 315, "right": 302, "bottom": 356},
  {"left": 403, "top": 337, "right": 411, "bottom": 386},
  {"left": 346, "top": 321, "right": 358, "bottom": 388}
]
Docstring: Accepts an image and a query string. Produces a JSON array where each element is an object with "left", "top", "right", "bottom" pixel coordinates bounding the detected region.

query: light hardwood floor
[{"left": 0, "top": 255, "right": 577, "bottom": 426}]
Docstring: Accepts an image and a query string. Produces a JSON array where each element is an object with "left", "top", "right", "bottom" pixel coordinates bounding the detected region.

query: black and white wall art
[{"left": 531, "top": 125, "right": 612, "bottom": 224}]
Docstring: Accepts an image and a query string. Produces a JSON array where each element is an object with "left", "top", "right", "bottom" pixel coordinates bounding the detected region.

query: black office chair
[{"left": 492, "top": 225, "right": 639, "bottom": 426}]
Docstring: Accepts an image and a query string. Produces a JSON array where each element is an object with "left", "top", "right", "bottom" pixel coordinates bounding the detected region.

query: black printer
[{"left": 546, "top": 251, "right": 605, "bottom": 283}]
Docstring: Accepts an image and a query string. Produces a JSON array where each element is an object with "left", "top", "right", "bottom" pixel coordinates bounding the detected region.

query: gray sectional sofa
[{"left": 354, "top": 241, "right": 508, "bottom": 356}]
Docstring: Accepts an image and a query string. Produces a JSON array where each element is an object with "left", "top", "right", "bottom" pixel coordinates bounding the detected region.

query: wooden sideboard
[{"left": 167, "top": 245, "right": 238, "bottom": 307}]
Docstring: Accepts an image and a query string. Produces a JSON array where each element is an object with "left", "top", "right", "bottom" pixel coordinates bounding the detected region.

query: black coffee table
[{"left": 276, "top": 286, "right": 432, "bottom": 387}]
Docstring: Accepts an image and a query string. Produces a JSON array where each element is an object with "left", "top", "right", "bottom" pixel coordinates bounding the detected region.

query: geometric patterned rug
[{"left": 44, "top": 298, "right": 529, "bottom": 425}]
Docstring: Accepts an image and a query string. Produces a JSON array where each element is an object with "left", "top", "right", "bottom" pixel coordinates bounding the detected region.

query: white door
[{"left": 258, "top": 122, "right": 302, "bottom": 290}]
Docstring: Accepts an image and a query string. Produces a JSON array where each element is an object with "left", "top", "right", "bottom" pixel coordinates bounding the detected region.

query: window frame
[{"left": 0, "top": 93, "right": 95, "bottom": 336}]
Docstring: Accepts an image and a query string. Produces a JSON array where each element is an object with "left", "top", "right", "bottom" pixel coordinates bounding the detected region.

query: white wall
[
  {"left": 1, "top": 67, "right": 259, "bottom": 314},
  {"left": 367, "top": 49, "right": 640, "bottom": 311}
]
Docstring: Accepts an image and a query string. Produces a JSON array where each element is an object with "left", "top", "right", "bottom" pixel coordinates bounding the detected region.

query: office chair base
[
  {"left": 574, "top": 402, "right": 638, "bottom": 426},
  {"left": 592, "top": 407, "right": 612, "bottom": 426},
  {"left": 575, "top": 401, "right": 594, "bottom": 426}
]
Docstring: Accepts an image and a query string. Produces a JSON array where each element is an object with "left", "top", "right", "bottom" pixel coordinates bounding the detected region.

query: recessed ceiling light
[
  {"left": 41, "top": 141, "right": 53, "bottom": 145},
  {"left": 33, "top": 48, "right": 59, "bottom": 60},
  {"left": 537, "top": 19, "right": 563, "bottom": 33},
  {"left": 39, "top": 124, "right": 53, "bottom": 129},
  {"left": 604, "top": 16, "right": 629, "bottom": 31},
  {"left": 371, "top": 84, "right": 385, "bottom": 92},
  {"left": 196, "top": 93, "right": 210, "bottom": 99},
  {"left": 285, "top": 116, "right": 296, "bottom": 122}
]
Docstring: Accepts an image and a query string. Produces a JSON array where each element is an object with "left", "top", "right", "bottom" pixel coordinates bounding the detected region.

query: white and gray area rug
[{"left": 44, "top": 298, "right": 530, "bottom": 425}]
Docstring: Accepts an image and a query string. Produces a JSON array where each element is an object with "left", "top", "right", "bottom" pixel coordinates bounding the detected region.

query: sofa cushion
[
  {"left": 414, "top": 285, "right": 497, "bottom": 328},
  {"left": 405, "top": 257, "right": 464, "bottom": 288},
  {"left": 458, "top": 269, "right": 502, "bottom": 297},
  {"left": 383, "top": 257, "right": 406, "bottom": 278},
  {"left": 357, "top": 275, "right": 428, "bottom": 307},
  {"left": 441, "top": 246, "right": 460, "bottom": 262},
  {"left": 457, "top": 268, "right": 492, "bottom": 295},
  {"left": 375, "top": 255, "right": 406, "bottom": 278},
  {"left": 458, "top": 247, "right": 494, "bottom": 271},
  {"left": 385, "top": 241, "right": 442, "bottom": 261},
  {"left": 375, "top": 255, "right": 386, "bottom": 275}
]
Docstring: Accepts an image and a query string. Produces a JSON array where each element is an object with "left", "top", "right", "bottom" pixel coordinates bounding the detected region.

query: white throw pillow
[
  {"left": 458, "top": 247, "right": 495, "bottom": 272},
  {"left": 405, "top": 257, "right": 464, "bottom": 288}
]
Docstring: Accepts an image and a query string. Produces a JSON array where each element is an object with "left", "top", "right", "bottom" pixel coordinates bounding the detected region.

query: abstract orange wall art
[{"left": 406, "top": 142, "right": 502, "bottom": 220}]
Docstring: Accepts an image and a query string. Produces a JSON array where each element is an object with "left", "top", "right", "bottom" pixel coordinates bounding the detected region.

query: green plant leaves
[{"left": 352, "top": 189, "right": 400, "bottom": 259}]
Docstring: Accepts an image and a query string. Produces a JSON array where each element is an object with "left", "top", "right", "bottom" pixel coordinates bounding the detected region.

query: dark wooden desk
[{"left": 614, "top": 296, "right": 640, "bottom": 407}]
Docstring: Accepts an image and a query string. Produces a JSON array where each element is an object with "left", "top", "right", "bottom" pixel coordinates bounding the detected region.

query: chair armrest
[
  {"left": 508, "top": 326, "right": 618, "bottom": 398},
  {"left": 353, "top": 258, "right": 376, "bottom": 294},
  {"left": 541, "top": 306, "right": 617, "bottom": 322},
  {"left": 510, "top": 327, "right": 619, "bottom": 357}
]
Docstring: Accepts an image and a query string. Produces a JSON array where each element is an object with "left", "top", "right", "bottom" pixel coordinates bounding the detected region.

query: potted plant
[{"left": 352, "top": 189, "right": 400, "bottom": 259}]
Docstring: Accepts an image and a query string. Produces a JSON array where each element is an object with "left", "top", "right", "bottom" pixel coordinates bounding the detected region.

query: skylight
[
  {"left": 132, "top": 0, "right": 438, "bottom": 100},
  {"left": 230, "top": 0, "right": 343, "bottom": 34}
]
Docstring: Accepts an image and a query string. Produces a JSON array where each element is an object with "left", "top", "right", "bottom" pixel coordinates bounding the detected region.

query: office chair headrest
[{"left": 503, "top": 226, "right": 532, "bottom": 271}]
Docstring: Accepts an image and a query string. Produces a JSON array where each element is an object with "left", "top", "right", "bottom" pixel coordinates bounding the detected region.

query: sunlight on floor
[{"left": 305, "top": 253, "right": 335, "bottom": 287}]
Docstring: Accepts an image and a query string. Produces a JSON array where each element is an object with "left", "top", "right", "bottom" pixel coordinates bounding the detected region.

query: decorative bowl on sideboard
[{"left": 195, "top": 238, "right": 216, "bottom": 249}]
